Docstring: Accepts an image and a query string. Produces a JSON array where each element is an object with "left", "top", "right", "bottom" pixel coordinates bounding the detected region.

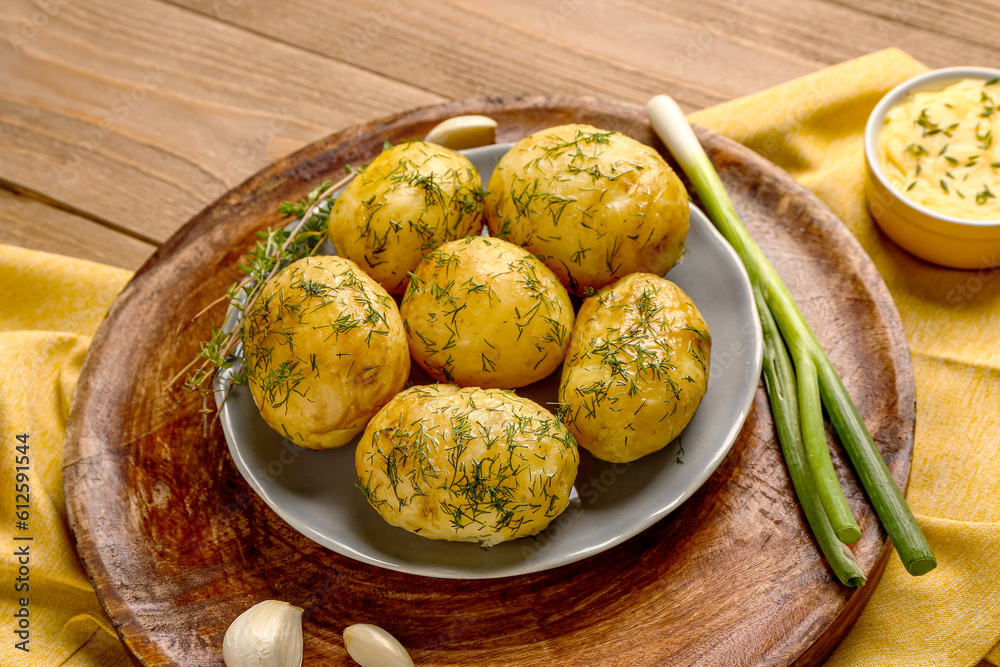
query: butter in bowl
[{"left": 864, "top": 66, "right": 1000, "bottom": 269}]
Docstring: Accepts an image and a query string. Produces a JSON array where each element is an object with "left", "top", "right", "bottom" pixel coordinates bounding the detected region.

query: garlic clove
[
  {"left": 343, "top": 623, "right": 413, "bottom": 667},
  {"left": 423, "top": 115, "right": 498, "bottom": 150},
  {"left": 223, "top": 599, "right": 304, "bottom": 667}
]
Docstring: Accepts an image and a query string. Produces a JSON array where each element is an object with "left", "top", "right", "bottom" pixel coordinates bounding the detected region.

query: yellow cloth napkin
[
  {"left": 692, "top": 48, "right": 1000, "bottom": 667},
  {"left": 2, "top": 47, "right": 999, "bottom": 667},
  {"left": 0, "top": 245, "right": 133, "bottom": 666}
]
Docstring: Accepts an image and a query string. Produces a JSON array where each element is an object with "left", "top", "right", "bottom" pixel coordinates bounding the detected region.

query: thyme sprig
[{"left": 169, "top": 170, "right": 357, "bottom": 410}]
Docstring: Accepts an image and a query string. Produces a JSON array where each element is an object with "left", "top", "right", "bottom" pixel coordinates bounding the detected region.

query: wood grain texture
[
  {"left": 827, "top": 0, "right": 1000, "bottom": 52},
  {"left": 0, "top": 0, "right": 442, "bottom": 243},
  {"left": 622, "top": 0, "right": 1000, "bottom": 71},
  {"left": 0, "top": 189, "right": 154, "bottom": 270},
  {"left": 5, "top": 0, "right": 1000, "bottom": 267},
  {"left": 64, "top": 97, "right": 915, "bottom": 666},
  {"left": 167, "top": 0, "right": 818, "bottom": 110}
]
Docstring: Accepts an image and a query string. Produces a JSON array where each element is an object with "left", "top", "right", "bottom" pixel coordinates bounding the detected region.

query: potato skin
[
  {"left": 485, "top": 124, "right": 689, "bottom": 296},
  {"left": 355, "top": 384, "right": 579, "bottom": 546},
  {"left": 328, "top": 141, "right": 485, "bottom": 294},
  {"left": 558, "top": 273, "right": 710, "bottom": 463},
  {"left": 400, "top": 236, "right": 574, "bottom": 389},
  {"left": 241, "top": 256, "right": 410, "bottom": 450}
]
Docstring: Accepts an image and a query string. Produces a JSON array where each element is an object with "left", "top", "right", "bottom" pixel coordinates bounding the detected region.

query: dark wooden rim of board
[{"left": 64, "top": 95, "right": 915, "bottom": 667}]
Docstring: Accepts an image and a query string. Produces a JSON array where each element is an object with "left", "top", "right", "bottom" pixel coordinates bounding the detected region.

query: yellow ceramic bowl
[{"left": 864, "top": 67, "right": 1000, "bottom": 269}]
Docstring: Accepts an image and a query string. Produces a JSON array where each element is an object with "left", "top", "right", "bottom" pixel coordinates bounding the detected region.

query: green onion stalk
[
  {"left": 646, "top": 95, "right": 934, "bottom": 579},
  {"left": 755, "top": 283, "right": 866, "bottom": 587}
]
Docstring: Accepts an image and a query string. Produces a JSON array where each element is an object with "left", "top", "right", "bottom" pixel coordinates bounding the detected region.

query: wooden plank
[
  {"left": 620, "top": 0, "right": 1000, "bottom": 71},
  {"left": 449, "top": 0, "right": 823, "bottom": 100},
  {"left": 0, "top": 188, "right": 154, "bottom": 271},
  {"left": 827, "top": 0, "right": 1000, "bottom": 54},
  {"left": 6, "top": 0, "right": 996, "bottom": 252},
  {"left": 0, "top": 0, "right": 443, "bottom": 243},
  {"left": 162, "top": 0, "right": 776, "bottom": 110},
  {"left": 158, "top": 0, "right": 1000, "bottom": 121}
]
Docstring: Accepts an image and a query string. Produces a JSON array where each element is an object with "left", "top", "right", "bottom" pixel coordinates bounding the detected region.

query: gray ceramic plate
[{"left": 214, "top": 143, "right": 763, "bottom": 579}]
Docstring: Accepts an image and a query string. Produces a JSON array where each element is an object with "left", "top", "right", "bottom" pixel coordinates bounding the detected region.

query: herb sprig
[{"left": 169, "top": 170, "right": 357, "bottom": 413}]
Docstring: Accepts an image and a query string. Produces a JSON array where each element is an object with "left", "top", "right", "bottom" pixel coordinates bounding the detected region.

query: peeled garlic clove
[
  {"left": 223, "top": 600, "right": 304, "bottom": 667},
  {"left": 343, "top": 623, "right": 413, "bottom": 667},
  {"left": 423, "top": 115, "right": 497, "bottom": 150}
]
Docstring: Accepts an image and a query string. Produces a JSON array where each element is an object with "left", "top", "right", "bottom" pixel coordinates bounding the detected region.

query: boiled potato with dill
[
  {"left": 485, "top": 124, "right": 689, "bottom": 296},
  {"left": 356, "top": 384, "right": 579, "bottom": 546},
  {"left": 558, "top": 273, "right": 710, "bottom": 463},
  {"left": 400, "top": 236, "right": 574, "bottom": 389},
  {"left": 328, "top": 140, "right": 486, "bottom": 294},
  {"left": 241, "top": 255, "right": 410, "bottom": 450}
]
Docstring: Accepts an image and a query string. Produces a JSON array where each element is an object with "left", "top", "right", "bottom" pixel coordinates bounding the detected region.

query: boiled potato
[
  {"left": 355, "top": 384, "right": 579, "bottom": 546},
  {"left": 485, "top": 123, "right": 689, "bottom": 296},
  {"left": 328, "top": 141, "right": 486, "bottom": 294},
  {"left": 400, "top": 236, "right": 574, "bottom": 389},
  {"left": 241, "top": 255, "right": 410, "bottom": 450},
  {"left": 558, "top": 273, "right": 710, "bottom": 463}
]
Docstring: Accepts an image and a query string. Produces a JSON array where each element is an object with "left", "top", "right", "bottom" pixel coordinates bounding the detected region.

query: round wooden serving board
[{"left": 64, "top": 96, "right": 915, "bottom": 666}]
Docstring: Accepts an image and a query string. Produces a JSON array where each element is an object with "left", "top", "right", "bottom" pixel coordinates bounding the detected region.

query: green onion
[
  {"left": 755, "top": 284, "right": 866, "bottom": 586},
  {"left": 794, "top": 350, "right": 860, "bottom": 543},
  {"left": 647, "top": 95, "right": 935, "bottom": 577}
]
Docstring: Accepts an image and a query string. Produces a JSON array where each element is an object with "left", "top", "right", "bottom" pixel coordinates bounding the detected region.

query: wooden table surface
[{"left": 3, "top": 1, "right": 997, "bottom": 664}]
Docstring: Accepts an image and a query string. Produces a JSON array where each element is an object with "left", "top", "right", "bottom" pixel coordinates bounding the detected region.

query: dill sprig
[{"left": 168, "top": 170, "right": 357, "bottom": 410}]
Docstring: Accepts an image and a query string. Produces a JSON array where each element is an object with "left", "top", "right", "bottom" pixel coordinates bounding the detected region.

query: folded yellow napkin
[
  {"left": 0, "top": 245, "right": 133, "bottom": 666},
  {"left": 2, "top": 47, "right": 998, "bottom": 666}
]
